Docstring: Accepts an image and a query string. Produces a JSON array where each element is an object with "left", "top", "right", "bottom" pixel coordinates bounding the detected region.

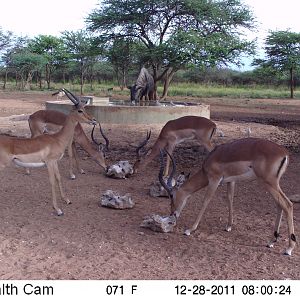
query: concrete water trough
[{"left": 45, "top": 97, "right": 211, "bottom": 125}]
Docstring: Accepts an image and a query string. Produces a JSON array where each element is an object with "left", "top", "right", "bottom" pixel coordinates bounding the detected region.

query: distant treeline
[{"left": 1, "top": 63, "right": 299, "bottom": 90}]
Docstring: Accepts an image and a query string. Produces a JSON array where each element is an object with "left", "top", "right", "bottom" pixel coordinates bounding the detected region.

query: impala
[
  {"left": 159, "top": 138, "right": 296, "bottom": 255},
  {"left": 28, "top": 109, "right": 109, "bottom": 179},
  {"left": 52, "top": 89, "right": 65, "bottom": 100},
  {"left": 133, "top": 116, "right": 216, "bottom": 176},
  {"left": 0, "top": 89, "right": 97, "bottom": 216}
]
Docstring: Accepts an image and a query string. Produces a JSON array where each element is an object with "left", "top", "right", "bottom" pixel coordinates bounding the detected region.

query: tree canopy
[
  {"left": 254, "top": 30, "right": 300, "bottom": 98},
  {"left": 86, "top": 0, "right": 256, "bottom": 98}
]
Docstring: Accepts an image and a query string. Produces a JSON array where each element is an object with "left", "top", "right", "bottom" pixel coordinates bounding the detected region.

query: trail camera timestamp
[
  {"left": 175, "top": 284, "right": 292, "bottom": 296},
  {"left": 175, "top": 284, "right": 235, "bottom": 296}
]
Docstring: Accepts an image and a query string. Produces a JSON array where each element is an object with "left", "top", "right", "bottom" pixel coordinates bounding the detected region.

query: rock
[
  {"left": 149, "top": 172, "right": 189, "bottom": 197},
  {"left": 101, "top": 190, "right": 134, "bottom": 209},
  {"left": 140, "top": 214, "right": 176, "bottom": 233},
  {"left": 106, "top": 161, "right": 133, "bottom": 179}
]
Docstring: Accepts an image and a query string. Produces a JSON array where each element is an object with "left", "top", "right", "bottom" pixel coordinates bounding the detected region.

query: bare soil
[{"left": 0, "top": 90, "right": 300, "bottom": 280}]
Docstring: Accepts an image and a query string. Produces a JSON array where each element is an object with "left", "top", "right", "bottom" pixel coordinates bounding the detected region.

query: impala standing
[
  {"left": 134, "top": 116, "right": 216, "bottom": 176},
  {"left": 28, "top": 109, "right": 109, "bottom": 179},
  {"left": 159, "top": 138, "right": 296, "bottom": 255},
  {"left": 0, "top": 89, "right": 97, "bottom": 216}
]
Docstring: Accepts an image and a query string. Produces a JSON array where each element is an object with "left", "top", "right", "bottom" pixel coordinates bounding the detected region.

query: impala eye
[{"left": 78, "top": 109, "right": 83, "bottom": 113}]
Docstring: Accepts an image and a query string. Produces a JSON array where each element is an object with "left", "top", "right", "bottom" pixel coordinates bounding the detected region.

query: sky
[
  {"left": 0, "top": 0, "right": 100, "bottom": 37},
  {"left": 1, "top": 0, "right": 300, "bottom": 69}
]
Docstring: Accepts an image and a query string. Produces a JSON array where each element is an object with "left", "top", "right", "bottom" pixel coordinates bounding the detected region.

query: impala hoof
[
  {"left": 284, "top": 248, "right": 292, "bottom": 256},
  {"left": 56, "top": 209, "right": 64, "bottom": 216},
  {"left": 225, "top": 226, "right": 232, "bottom": 232},
  {"left": 70, "top": 174, "right": 76, "bottom": 180},
  {"left": 65, "top": 199, "right": 72, "bottom": 205},
  {"left": 184, "top": 229, "right": 191, "bottom": 236}
]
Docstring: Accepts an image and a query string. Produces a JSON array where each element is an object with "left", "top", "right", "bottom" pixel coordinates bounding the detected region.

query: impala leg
[
  {"left": 172, "top": 169, "right": 209, "bottom": 218},
  {"left": 264, "top": 183, "right": 295, "bottom": 255},
  {"left": 53, "top": 161, "right": 71, "bottom": 205},
  {"left": 225, "top": 181, "right": 235, "bottom": 232},
  {"left": 47, "top": 162, "right": 63, "bottom": 216},
  {"left": 72, "top": 142, "right": 85, "bottom": 175},
  {"left": 185, "top": 181, "right": 219, "bottom": 236},
  {"left": 67, "top": 142, "right": 76, "bottom": 180},
  {"left": 267, "top": 204, "right": 283, "bottom": 248}
]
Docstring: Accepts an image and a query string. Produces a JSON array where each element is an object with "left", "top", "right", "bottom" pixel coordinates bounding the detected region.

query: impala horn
[
  {"left": 159, "top": 149, "right": 176, "bottom": 199},
  {"left": 62, "top": 88, "right": 80, "bottom": 107},
  {"left": 91, "top": 124, "right": 109, "bottom": 152},
  {"left": 135, "top": 130, "right": 151, "bottom": 160}
]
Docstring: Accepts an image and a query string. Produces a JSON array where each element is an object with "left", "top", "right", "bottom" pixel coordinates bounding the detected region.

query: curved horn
[
  {"left": 99, "top": 125, "right": 109, "bottom": 151},
  {"left": 136, "top": 130, "right": 151, "bottom": 159},
  {"left": 166, "top": 149, "right": 176, "bottom": 188},
  {"left": 159, "top": 149, "right": 176, "bottom": 197},
  {"left": 91, "top": 124, "right": 109, "bottom": 152},
  {"left": 62, "top": 88, "right": 80, "bottom": 106}
]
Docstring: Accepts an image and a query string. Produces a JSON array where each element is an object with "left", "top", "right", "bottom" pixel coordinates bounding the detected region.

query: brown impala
[
  {"left": 27, "top": 88, "right": 109, "bottom": 179},
  {"left": 134, "top": 116, "right": 216, "bottom": 176},
  {"left": 159, "top": 138, "right": 296, "bottom": 256},
  {"left": 0, "top": 89, "right": 97, "bottom": 216}
]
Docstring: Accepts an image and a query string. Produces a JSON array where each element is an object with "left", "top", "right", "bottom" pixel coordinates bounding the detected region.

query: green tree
[
  {"left": 1, "top": 28, "right": 14, "bottom": 88},
  {"left": 0, "top": 28, "right": 13, "bottom": 51},
  {"left": 107, "top": 38, "right": 137, "bottom": 89},
  {"left": 28, "top": 35, "right": 65, "bottom": 89},
  {"left": 86, "top": 0, "right": 256, "bottom": 99},
  {"left": 254, "top": 30, "right": 300, "bottom": 98},
  {"left": 61, "top": 30, "right": 100, "bottom": 94},
  {"left": 1, "top": 35, "right": 29, "bottom": 89},
  {"left": 10, "top": 50, "right": 47, "bottom": 90}
]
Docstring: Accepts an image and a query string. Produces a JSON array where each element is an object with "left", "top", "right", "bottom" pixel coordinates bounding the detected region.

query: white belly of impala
[
  {"left": 221, "top": 168, "right": 256, "bottom": 183},
  {"left": 13, "top": 159, "right": 46, "bottom": 168},
  {"left": 12, "top": 149, "right": 65, "bottom": 168}
]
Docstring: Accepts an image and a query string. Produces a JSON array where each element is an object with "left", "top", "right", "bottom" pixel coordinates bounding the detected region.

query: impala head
[
  {"left": 159, "top": 149, "right": 178, "bottom": 215},
  {"left": 91, "top": 124, "right": 109, "bottom": 171},
  {"left": 133, "top": 130, "right": 151, "bottom": 173},
  {"left": 63, "top": 88, "right": 97, "bottom": 126}
]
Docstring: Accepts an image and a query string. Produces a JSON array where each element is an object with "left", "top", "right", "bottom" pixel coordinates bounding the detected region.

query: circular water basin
[{"left": 46, "top": 98, "right": 211, "bottom": 124}]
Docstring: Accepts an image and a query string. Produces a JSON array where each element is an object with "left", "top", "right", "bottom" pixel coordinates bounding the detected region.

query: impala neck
[{"left": 56, "top": 113, "right": 79, "bottom": 146}]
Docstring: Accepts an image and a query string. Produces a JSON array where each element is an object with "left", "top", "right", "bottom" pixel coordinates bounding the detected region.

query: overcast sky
[
  {"left": 1, "top": 0, "right": 299, "bottom": 37},
  {"left": 0, "top": 0, "right": 99, "bottom": 37},
  {"left": 1, "top": 0, "right": 300, "bottom": 69}
]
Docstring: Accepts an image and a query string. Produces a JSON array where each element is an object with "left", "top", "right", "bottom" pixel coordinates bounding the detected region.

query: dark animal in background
[{"left": 129, "top": 67, "right": 155, "bottom": 105}]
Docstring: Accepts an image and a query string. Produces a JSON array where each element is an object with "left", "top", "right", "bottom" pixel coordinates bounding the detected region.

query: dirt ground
[{"left": 0, "top": 90, "right": 300, "bottom": 280}]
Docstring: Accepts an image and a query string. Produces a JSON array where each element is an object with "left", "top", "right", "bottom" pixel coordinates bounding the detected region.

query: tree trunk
[
  {"left": 121, "top": 68, "right": 127, "bottom": 90},
  {"left": 290, "top": 67, "right": 294, "bottom": 99},
  {"left": 62, "top": 68, "right": 66, "bottom": 85},
  {"left": 24, "top": 71, "right": 32, "bottom": 90},
  {"left": 160, "top": 68, "right": 176, "bottom": 100},
  {"left": 2, "top": 68, "right": 8, "bottom": 89},
  {"left": 80, "top": 60, "right": 84, "bottom": 95},
  {"left": 46, "top": 64, "right": 51, "bottom": 89},
  {"left": 15, "top": 71, "right": 18, "bottom": 87},
  {"left": 152, "top": 65, "right": 159, "bottom": 100},
  {"left": 38, "top": 71, "right": 42, "bottom": 89}
]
